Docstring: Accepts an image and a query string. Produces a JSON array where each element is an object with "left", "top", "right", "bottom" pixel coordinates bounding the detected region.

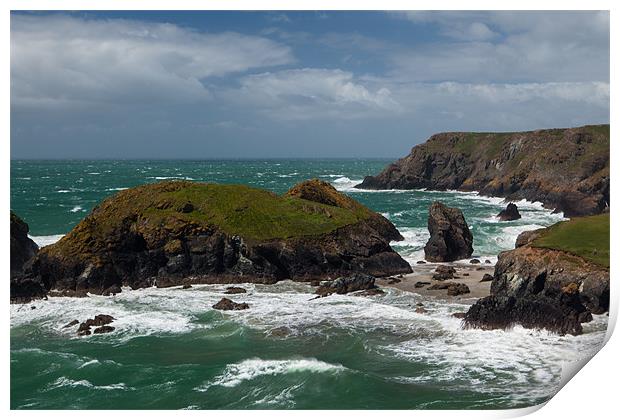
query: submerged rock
[
  {"left": 497, "top": 203, "right": 521, "bottom": 221},
  {"left": 13, "top": 180, "right": 412, "bottom": 302},
  {"left": 267, "top": 326, "right": 293, "bottom": 338},
  {"left": 93, "top": 326, "right": 115, "bottom": 334},
  {"left": 424, "top": 202, "right": 473, "bottom": 262},
  {"left": 225, "top": 287, "right": 247, "bottom": 294},
  {"left": 62, "top": 319, "right": 79, "bottom": 329},
  {"left": 315, "top": 273, "right": 376, "bottom": 297},
  {"left": 212, "top": 298, "right": 249, "bottom": 311},
  {"left": 356, "top": 288, "right": 385, "bottom": 297},
  {"left": 76, "top": 314, "right": 115, "bottom": 336},
  {"left": 414, "top": 281, "right": 431, "bottom": 288}
]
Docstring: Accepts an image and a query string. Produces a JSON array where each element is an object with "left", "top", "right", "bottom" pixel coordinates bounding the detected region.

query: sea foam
[{"left": 195, "top": 358, "right": 345, "bottom": 390}]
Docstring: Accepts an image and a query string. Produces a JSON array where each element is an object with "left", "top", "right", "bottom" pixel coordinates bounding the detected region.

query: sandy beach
[{"left": 377, "top": 262, "right": 495, "bottom": 303}]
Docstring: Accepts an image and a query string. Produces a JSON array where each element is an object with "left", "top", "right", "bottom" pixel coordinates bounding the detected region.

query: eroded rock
[
  {"left": 424, "top": 202, "right": 473, "bottom": 262},
  {"left": 497, "top": 203, "right": 522, "bottom": 221},
  {"left": 212, "top": 298, "right": 249, "bottom": 311},
  {"left": 315, "top": 273, "right": 376, "bottom": 297}
]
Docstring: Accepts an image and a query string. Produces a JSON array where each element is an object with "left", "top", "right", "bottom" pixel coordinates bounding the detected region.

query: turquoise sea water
[{"left": 10, "top": 159, "right": 608, "bottom": 409}]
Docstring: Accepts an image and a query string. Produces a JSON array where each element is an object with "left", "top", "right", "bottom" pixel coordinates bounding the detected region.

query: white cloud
[
  {"left": 391, "top": 11, "right": 609, "bottom": 83},
  {"left": 11, "top": 14, "right": 294, "bottom": 108},
  {"left": 435, "top": 81, "right": 610, "bottom": 108},
  {"left": 229, "top": 68, "right": 400, "bottom": 120}
]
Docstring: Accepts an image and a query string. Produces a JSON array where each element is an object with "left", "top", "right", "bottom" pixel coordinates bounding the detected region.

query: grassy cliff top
[
  {"left": 56, "top": 180, "right": 376, "bottom": 247},
  {"left": 420, "top": 124, "right": 609, "bottom": 158},
  {"left": 531, "top": 213, "right": 609, "bottom": 268}
]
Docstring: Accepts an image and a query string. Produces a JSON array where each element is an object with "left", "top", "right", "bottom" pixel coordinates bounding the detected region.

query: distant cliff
[{"left": 356, "top": 125, "right": 609, "bottom": 217}]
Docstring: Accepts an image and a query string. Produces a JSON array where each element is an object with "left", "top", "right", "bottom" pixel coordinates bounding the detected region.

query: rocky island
[
  {"left": 355, "top": 125, "right": 609, "bottom": 217},
  {"left": 10, "top": 179, "right": 412, "bottom": 302}
]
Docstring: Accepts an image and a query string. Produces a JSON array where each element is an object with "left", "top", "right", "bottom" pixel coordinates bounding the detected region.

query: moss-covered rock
[{"left": 13, "top": 180, "right": 411, "bottom": 301}]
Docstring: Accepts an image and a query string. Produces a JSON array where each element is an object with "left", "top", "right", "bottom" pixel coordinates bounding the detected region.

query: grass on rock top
[
  {"left": 531, "top": 213, "right": 610, "bottom": 268},
  {"left": 72, "top": 180, "right": 374, "bottom": 242}
]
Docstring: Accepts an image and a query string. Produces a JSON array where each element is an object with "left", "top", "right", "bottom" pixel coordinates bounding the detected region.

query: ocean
[{"left": 10, "top": 159, "right": 608, "bottom": 409}]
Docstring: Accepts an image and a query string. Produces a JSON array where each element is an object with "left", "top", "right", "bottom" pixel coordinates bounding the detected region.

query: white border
[{"left": 3, "top": 1, "right": 616, "bottom": 419}]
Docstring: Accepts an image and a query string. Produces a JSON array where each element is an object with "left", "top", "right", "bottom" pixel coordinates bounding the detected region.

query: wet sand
[{"left": 376, "top": 263, "right": 495, "bottom": 303}]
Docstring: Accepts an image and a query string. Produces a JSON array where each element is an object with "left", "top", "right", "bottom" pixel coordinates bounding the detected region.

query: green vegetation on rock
[
  {"left": 531, "top": 213, "right": 609, "bottom": 268},
  {"left": 60, "top": 180, "right": 375, "bottom": 245}
]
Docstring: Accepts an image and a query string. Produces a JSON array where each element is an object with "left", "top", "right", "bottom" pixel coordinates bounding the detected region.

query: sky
[{"left": 10, "top": 10, "right": 610, "bottom": 159}]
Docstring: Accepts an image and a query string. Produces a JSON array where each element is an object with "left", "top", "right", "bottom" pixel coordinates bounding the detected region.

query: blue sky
[{"left": 10, "top": 11, "right": 610, "bottom": 159}]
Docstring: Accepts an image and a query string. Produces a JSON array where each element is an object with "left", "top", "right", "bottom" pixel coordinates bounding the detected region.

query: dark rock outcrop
[
  {"left": 480, "top": 273, "right": 494, "bottom": 282},
  {"left": 355, "top": 125, "right": 610, "bottom": 217},
  {"left": 497, "top": 203, "right": 521, "bottom": 221},
  {"left": 225, "top": 287, "right": 247, "bottom": 294},
  {"left": 93, "top": 326, "right": 115, "bottom": 334},
  {"left": 447, "top": 283, "right": 470, "bottom": 296},
  {"left": 10, "top": 212, "right": 42, "bottom": 302},
  {"left": 432, "top": 265, "right": 456, "bottom": 280},
  {"left": 12, "top": 180, "right": 411, "bottom": 302},
  {"left": 464, "top": 246, "right": 609, "bottom": 335},
  {"left": 76, "top": 314, "right": 115, "bottom": 336},
  {"left": 428, "top": 281, "right": 470, "bottom": 295},
  {"left": 315, "top": 273, "right": 376, "bottom": 297},
  {"left": 10, "top": 212, "right": 39, "bottom": 276},
  {"left": 424, "top": 202, "right": 473, "bottom": 262},
  {"left": 212, "top": 298, "right": 249, "bottom": 311}
]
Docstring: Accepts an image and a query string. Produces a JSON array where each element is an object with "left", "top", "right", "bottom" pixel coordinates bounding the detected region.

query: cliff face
[
  {"left": 11, "top": 180, "right": 411, "bottom": 302},
  {"left": 356, "top": 125, "right": 609, "bottom": 217}
]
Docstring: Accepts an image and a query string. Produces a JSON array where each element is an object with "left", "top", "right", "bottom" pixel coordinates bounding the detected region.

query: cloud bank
[{"left": 10, "top": 11, "right": 609, "bottom": 158}]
